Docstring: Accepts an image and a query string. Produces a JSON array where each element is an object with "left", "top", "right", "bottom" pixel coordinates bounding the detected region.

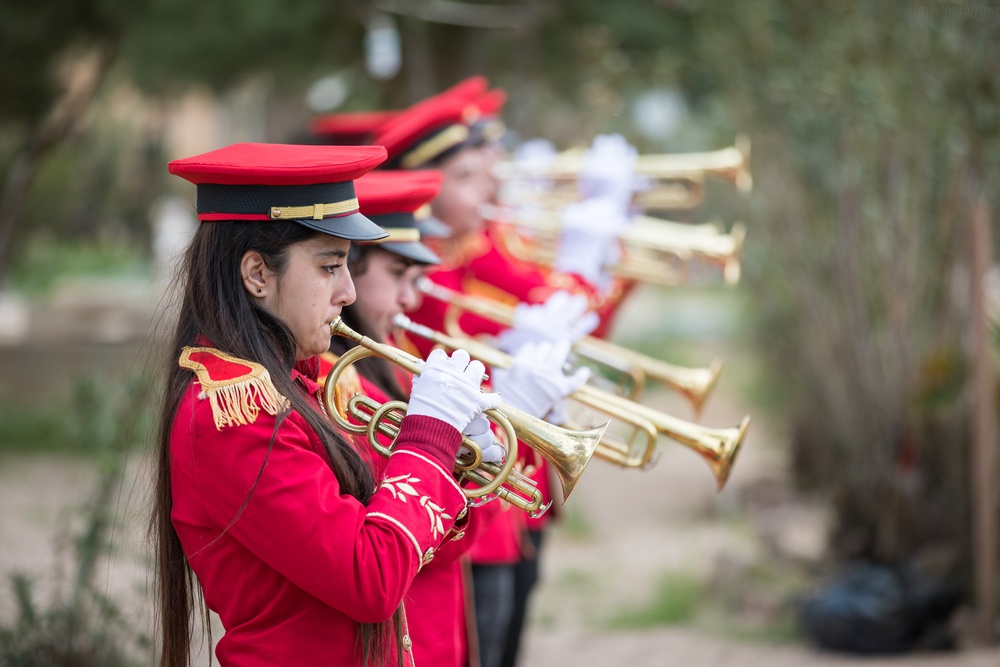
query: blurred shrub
[
  {"left": 1, "top": 89, "right": 166, "bottom": 289},
  {"left": 693, "top": 1, "right": 999, "bottom": 577},
  {"left": 0, "top": 373, "right": 155, "bottom": 455},
  {"left": 0, "top": 373, "right": 153, "bottom": 665},
  {"left": 8, "top": 234, "right": 149, "bottom": 295}
]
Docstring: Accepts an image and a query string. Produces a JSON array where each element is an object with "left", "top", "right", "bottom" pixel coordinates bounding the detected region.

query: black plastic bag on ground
[{"left": 798, "top": 560, "right": 962, "bottom": 654}]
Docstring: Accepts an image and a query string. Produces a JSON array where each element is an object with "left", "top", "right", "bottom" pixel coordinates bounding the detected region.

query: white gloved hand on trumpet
[
  {"left": 460, "top": 414, "right": 507, "bottom": 464},
  {"left": 578, "top": 133, "right": 640, "bottom": 208},
  {"left": 408, "top": 348, "right": 502, "bottom": 434},
  {"left": 553, "top": 194, "right": 630, "bottom": 287},
  {"left": 496, "top": 290, "right": 599, "bottom": 355},
  {"left": 491, "top": 340, "right": 591, "bottom": 425}
]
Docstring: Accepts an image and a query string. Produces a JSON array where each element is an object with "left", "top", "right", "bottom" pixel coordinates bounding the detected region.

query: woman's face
[
  {"left": 352, "top": 248, "right": 427, "bottom": 342},
  {"left": 430, "top": 148, "right": 491, "bottom": 237},
  {"left": 252, "top": 235, "right": 356, "bottom": 360},
  {"left": 477, "top": 143, "right": 504, "bottom": 203}
]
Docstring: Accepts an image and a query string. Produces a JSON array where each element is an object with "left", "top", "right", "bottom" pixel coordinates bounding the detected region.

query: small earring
[{"left": 256, "top": 287, "right": 262, "bottom": 293}]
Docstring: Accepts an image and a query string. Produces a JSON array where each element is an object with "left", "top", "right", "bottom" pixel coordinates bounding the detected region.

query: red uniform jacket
[
  {"left": 169, "top": 346, "right": 468, "bottom": 666},
  {"left": 320, "top": 351, "right": 505, "bottom": 667}
]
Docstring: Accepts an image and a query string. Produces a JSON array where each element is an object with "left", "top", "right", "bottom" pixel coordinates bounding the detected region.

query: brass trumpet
[
  {"left": 495, "top": 135, "right": 752, "bottom": 195},
  {"left": 395, "top": 314, "right": 748, "bottom": 488},
  {"left": 626, "top": 217, "right": 747, "bottom": 285},
  {"left": 631, "top": 175, "right": 706, "bottom": 211},
  {"left": 502, "top": 175, "right": 707, "bottom": 211},
  {"left": 417, "top": 278, "right": 722, "bottom": 415},
  {"left": 486, "top": 204, "right": 746, "bottom": 286},
  {"left": 324, "top": 317, "right": 608, "bottom": 516}
]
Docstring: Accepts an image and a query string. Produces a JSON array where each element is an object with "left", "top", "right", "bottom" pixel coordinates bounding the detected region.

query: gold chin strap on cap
[
  {"left": 269, "top": 198, "right": 360, "bottom": 220},
  {"left": 401, "top": 125, "right": 470, "bottom": 170},
  {"left": 414, "top": 203, "right": 432, "bottom": 220},
  {"left": 373, "top": 228, "right": 422, "bottom": 243}
]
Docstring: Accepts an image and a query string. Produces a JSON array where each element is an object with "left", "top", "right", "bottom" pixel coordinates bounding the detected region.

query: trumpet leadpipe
[{"left": 496, "top": 135, "right": 752, "bottom": 193}]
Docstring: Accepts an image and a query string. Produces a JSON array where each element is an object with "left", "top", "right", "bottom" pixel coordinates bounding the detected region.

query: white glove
[
  {"left": 491, "top": 340, "right": 591, "bottom": 424},
  {"left": 513, "top": 138, "right": 557, "bottom": 177},
  {"left": 500, "top": 138, "right": 559, "bottom": 205},
  {"left": 578, "top": 134, "right": 639, "bottom": 208},
  {"left": 553, "top": 195, "right": 630, "bottom": 287},
  {"left": 407, "top": 348, "right": 502, "bottom": 433},
  {"left": 496, "top": 290, "right": 599, "bottom": 355},
  {"left": 460, "top": 414, "right": 506, "bottom": 464}
]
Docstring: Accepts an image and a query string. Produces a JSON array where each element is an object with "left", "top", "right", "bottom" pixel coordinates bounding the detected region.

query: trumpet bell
[
  {"left": 695, "top": 415, "right": 750, "bottom": 491},
  {"left": 498, "top": 402, "right": 606, "bottom": 501}
]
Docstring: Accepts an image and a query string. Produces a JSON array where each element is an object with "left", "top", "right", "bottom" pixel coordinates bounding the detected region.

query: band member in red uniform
[
  {"left": 307, "top": 75, "right": 488, "bottom": 147},
  {"left": 321, "top": 169, "right": 497, "bottom": 667},
  {"left": 152, "top": 142, "right": 501, "bottom": 667},
  {"left": 320, "top": 169, "right": 586, "bottom": 667},
  {"left": 370, "top": 85, "right": 598, "bottom": 667},
  {"left": 472, "top": 107, "right": 640, "bottom": 667},
  {"left": 370, "top": 87, "right": 632, "bottom": 355}
]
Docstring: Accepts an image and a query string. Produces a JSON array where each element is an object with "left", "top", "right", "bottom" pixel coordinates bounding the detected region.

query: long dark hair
[
  {"left": 328, "top": 245, "right": 409, "bottom": 402},
  {"left": 153, "top": 220, "right": 402, "bottom": 666}
]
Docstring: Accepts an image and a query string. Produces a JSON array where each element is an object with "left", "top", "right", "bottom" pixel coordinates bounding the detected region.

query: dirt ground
[{"left": 1, "top": 280, "right": 998, "bottom": 666}]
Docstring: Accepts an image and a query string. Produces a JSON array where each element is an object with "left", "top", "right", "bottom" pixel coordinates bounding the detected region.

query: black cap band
[{"left": 197, "top": 181, "right": 356, "bottom": 216}]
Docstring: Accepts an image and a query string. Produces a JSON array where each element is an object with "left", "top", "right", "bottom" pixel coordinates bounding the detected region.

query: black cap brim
[
  {"left": 381, "top": 241, "right": 441, "bottom": 265},
  {"left": 292, "top": 211, "right": 389, "bottom": 241},
  {"left": 416, "top": 216, "right": 453, "bottom": 239}
]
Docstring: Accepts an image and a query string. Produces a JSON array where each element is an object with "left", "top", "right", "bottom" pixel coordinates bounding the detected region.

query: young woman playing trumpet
[{"left": 152, "top": 143, "right": 500, "bottom": 667}]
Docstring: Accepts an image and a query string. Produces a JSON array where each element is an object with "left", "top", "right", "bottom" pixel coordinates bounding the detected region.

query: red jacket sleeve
[{"left": 172, "top": 387, "right": 468, "bottom": 624}]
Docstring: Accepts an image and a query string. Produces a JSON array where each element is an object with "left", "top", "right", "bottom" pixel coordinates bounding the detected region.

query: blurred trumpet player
[
  {"left": 361, "top": 79, "right": 646, "bottom": 667},
  {"left": 371, "top": 92, "right": 636, "bottom": 351},
  {"left": 317, "top": 168, "right": 589, "bottom": 667}
]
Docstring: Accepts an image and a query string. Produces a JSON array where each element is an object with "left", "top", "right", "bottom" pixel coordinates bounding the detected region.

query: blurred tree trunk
[
  {"left": 969, "top": 193, "right": 997, "bottom": 640},
  {"left": 0, "top": 47, "right": 114, "bottom": 283}
]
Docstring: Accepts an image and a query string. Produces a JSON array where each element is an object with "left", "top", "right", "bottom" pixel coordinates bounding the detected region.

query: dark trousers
[
  {"left": 471, "top": 563, "right": 516, "bottom": 667},
  {"left": 499, "top": 529, "right": 545, "bottom": 667}
]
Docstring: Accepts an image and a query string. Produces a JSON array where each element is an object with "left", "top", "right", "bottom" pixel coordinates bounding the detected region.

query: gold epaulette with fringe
[
  {"left": 179, "top": 347, "right": 286, "bottom": 430},
  {"left": 318, "top": 351, "right": 363, "bottom": 421}
]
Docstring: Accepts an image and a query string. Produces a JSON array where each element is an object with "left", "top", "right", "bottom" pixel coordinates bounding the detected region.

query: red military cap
[
  {"left": 474, "top": 88, "right": 508, "bottom": 143},
  {"left": 354, "top": 171, "right": 443, "bottom": 265},
  {"left": 310, "top": 110, "right": 400, "bottom": 145},
  {"left": 168, "top": 142, "right": 389, "bottom": 241},
  {"left": 476, "top": 88, "right": 507, "bottom": 118},
  {"left": 434, "top": 75, "right": 489, "bottom": 107},
  {"left": 372, "top": 94, "right": 480, "bottom": 170}
]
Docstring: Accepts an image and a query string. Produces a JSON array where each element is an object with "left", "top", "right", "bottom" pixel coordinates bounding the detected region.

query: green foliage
[
  {"left": 0, "top": 373, "right": 155, "bottom": 455},
  {"left": 0, "top": 374, "right": 153, "bottom": 666},
  {"left": 0, "top": 569, "right": 146, "bottom": 667},
  {"left": 692, "top": 0, "right": 999, "bottom": 565},
  {"left": 7, "top": 235, "right": 150, "bottom": 296},
  {"left": 0, "top": 80, "right": 165, "bottom": 285},
  {"left": 17, "top": 114, "right": 164, "bottom": 237},
  {"left": 0, "top": 0, "right": 146, "bottom": 125},
  {"left": 606, "top": 571, "right": 704, "bottom": 628},
  {"left": 121, "top": 0, "right": 365, "bottom": 94}
]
